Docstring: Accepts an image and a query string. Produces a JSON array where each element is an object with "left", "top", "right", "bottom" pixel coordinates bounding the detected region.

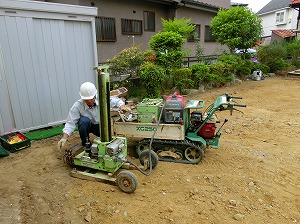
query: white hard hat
[{"left": 79, "top": 82, "right": 97, "bottom": 100}]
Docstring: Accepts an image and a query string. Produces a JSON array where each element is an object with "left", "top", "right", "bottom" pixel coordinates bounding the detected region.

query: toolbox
[
  {"left": 0, "top": 132, "right": 31, "bottom": 153},
  {"left": 136, "top": 98, "right": 163, "bottom": 123}
]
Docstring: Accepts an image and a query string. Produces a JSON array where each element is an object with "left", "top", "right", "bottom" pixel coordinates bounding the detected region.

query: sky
[{"left": 233, "top": 0, "right": 272, "bottom": 12}]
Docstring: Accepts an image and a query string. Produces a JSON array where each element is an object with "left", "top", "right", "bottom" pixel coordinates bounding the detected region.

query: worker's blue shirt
[{"left": 63, "top": 99, "right": 99, "bottom": 136}]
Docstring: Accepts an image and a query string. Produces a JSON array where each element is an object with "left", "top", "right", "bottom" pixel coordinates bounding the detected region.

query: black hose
[{"left": 132, "top": 103, "right": 165, "bottom": 176}]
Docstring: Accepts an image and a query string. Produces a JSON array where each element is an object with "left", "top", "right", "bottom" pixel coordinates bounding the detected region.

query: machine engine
[
  {"left": 106, "top": 138, "right": 125, "bottom": 156},
  {"left": 188, "top": 111, "right": 217, "bottom": 139},
  {"left": 90, "top": 137, "right": 126, "bottom": 158},
  {"left": 198, "top": 123, "right": 216, "bottom": 139}
]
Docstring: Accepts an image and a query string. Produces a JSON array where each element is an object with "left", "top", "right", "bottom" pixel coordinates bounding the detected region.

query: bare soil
[{"left": 1, "top": 75, "right": 300, "bottom": 224}]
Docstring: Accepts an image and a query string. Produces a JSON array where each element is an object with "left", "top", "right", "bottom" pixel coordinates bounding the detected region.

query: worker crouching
[{"left": 58, "top": 82, "right": 130, "bottom": 151}]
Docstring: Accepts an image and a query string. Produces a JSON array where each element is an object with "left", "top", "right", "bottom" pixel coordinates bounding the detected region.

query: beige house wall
[{"left": 46, "top": 0, "right": 230, "bottom": 62}]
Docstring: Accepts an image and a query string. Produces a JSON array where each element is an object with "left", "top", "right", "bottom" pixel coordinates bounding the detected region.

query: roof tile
[
  {"left": 290, "top": 0, "right": 300, "bottom": 8},
  {"left": 290, "top": 0, "right": 300, "bottom": 5},
  {"left": 272, "top": 29, "right": 296, "bottom": 38}
]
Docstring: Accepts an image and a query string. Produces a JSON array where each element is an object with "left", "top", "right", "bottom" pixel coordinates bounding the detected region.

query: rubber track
[{"left": 137, "top": 139, "right": 204, "bottom": 164}]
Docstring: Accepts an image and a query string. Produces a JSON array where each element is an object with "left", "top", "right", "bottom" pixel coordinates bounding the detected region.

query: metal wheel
[
  {"left": 139, "top": 150, "right": 159, "bottom": 169},
  {"left": 136, "top": 141, "right": 150, "bottom": 156},
  {"left": 116, "top": 170, "right": 138, "bottom": 193},
  {"left": 174, "top": 150, "right": 183, "bottom": 160},
  {"left": 184, "top": 146, "right": 204, "bottom": 164},
  {"left": 156, "top": 149, "right": 183, "bottom": 161}
]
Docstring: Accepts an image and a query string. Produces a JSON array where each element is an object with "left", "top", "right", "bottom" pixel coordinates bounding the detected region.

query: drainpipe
[{"left": 297, "top": 8, "right": 300, "bottom": 38}]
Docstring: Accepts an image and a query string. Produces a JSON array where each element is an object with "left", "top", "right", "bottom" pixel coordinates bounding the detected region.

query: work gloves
[{"left": 57, "top": 137, "right": 67, "bottom": 149}]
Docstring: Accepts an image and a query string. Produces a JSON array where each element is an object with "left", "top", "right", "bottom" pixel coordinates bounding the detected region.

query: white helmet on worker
[{"left": 79, "top": 82, "right": 97, "bottom": 100}]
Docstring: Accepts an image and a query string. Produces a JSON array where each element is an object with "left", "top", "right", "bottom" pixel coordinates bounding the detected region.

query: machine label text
[
  {"left": 81, "top": 162, "right": 95, "bottom": 168},
  {"left": 136, "top": 126, "right": 156, "bottom": 132}
]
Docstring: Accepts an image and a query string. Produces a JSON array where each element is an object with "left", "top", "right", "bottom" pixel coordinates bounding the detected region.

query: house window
[
  {"left": 95, "top": 16, "right": 116, "bottom": 42},
  {"left": 144, "top": 11, "right": 155, "bottom": 31},
  {"left": 121, "top": 18, "right": 143, "bottom": 35},
  {"left": 275, "top": 11, "right": 285, "bottom": 24},
  {"left": 204, "top": 25, "right": 216, "bottom": 42},
  {"left": 188, "top": 24, "right": 200, "bottom": 42}
]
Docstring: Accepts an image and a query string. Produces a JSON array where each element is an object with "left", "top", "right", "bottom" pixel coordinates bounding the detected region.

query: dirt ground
[{"left": 1, "top": 75, "right": 300, "bottom": 224}]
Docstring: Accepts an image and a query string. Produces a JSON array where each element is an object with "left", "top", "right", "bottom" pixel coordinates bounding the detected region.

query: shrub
[
  {"left": 139, "top": 62, "right": 166, "bottom": 98},
  {"left": 189, "top": 62, "right": 234, "bottom": 88},
  {"left": 257, "top": 42, "right": 288, "bottom": 72},
  {"left": 108, "top": 45, "right": 144, "bottom": 76},
  {"left": 236, "top": 65, "right": 251, "bottom": 78},
  {"left": 209, "top": 61, "right": 234, "bottom": 84},
  {"left": 204, "top": 73, "right": 225, "bottom": 88},
  {"left": 253, "top": 63, "right": 270, "bottom": 74},
  {"left": 125, "top": 79, "right": 147, "bottom": 99},
  {"left": 143, "top": 50, "right": 156, "bottom": 62},
  {"left": 189, "top": 63, "right": 210, "bottom": 87},
  {"left": 171, "top": 68, "right": 194, "bottom": 94},
  {"left": 218, "top": 54, "right": 242, "bottom": 75},
  {"left": 236, "top": 59, "right": 254, "bottom": 78},
  {"left": 285, "top": 39, "right": 300, "bottom": 67}
]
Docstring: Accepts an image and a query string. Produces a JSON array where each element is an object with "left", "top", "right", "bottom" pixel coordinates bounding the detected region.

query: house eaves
[
  {"left": 257, "top": 0, "right": 291, "bottom": 15},
  {"left": 145, "top": 0, "right": 222, "bottom": 13},
  {"left": 231, "top": 2, "right": 248, "bottom": 7},
  {"left": 145, "top": 0, "right": 180, "bottom": 6},
  {"left": 178, "top": 0, "right": 221, "bottom": 13}
]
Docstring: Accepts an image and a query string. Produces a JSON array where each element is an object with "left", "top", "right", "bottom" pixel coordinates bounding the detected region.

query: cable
[{"left": 131, "top": 103, "right": 165, "bottom": 176}]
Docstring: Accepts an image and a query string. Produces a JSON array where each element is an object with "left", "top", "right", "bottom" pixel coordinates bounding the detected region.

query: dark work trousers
[{"left": 78, "top": 116, "right": 100, "bottom": 146}]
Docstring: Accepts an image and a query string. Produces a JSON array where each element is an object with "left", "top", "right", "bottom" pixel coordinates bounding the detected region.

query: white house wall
[
  {"left": 0, "top": 0, "right": 98, "bottom": 134},
  {"left": 260, "top": 8, "right": 298, "bottom": 37}
]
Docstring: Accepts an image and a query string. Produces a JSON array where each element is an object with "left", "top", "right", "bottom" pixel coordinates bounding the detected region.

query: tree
[
  {"left": 108, "top": 45, "right": 143, "bottom": 76},
  {"left": 149, "top": 31, "right": 185, "bottom": 69},
  {"left": 210, "top": 6, "right": 263, "bottom": 53},
  {"left": 161, "top": 18, "right": 195, "bottom": 39},
  {"left": 149, "top": 18, "right": 196, "bottom": 70},
  {"left": 149, "top": 18, "right": 196, "bottom": 68}
]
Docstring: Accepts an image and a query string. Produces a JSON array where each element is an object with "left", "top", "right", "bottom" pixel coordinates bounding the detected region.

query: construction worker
[{"left": 57, "top": 82, "right": 130, "bottom": 149}]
